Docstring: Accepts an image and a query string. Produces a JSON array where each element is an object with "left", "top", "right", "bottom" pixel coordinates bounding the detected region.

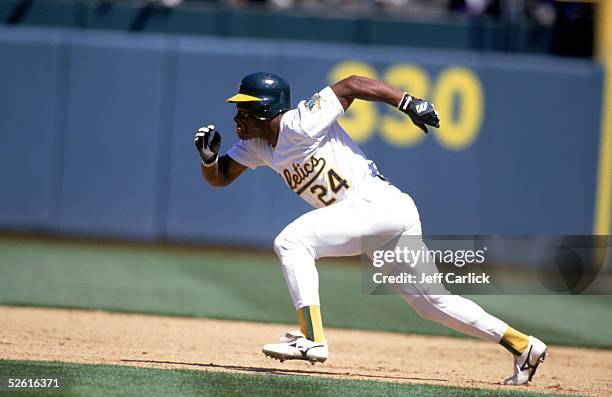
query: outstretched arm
[
  {"left": 331, "top": 75, "right": 403, "bottom": 110},
  {"left": 195, "top": 125, "right": 247, "bottom": 187},
  {"left": 331, "top": 75, "right": 440, "bottom": 133}
]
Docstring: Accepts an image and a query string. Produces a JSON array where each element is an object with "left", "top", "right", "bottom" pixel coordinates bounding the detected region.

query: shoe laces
[{"left": 280, "top": 330, "right": 305, "bottom": 343}]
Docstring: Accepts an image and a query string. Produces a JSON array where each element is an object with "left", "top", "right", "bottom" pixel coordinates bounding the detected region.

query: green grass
[
  {"left": 0, "top": 360, "right": 576, "bottom": 397},
  {"left": 0, "top": 236, "right": 611, "bottom": 348}
]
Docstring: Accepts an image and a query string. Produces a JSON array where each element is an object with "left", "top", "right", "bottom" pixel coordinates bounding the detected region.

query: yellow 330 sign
[{"left": 328, "top": 61, "right": 484, "bottom": 150}]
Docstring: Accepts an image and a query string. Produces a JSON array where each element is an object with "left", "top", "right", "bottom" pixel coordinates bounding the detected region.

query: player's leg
[
  {"left": 401, "top": 293, "right": 508, "bottom": 341},
  {"left": 400, "top": 292, "right": 547, "bottom": 384},
  {"left": 392, "top": 230, "right": 547, "bottom": 384},
  {"left": 274, "top": 187, "right": 419, "bottom": 304},
  {"left": 268, "top": 180, "right": 546, "bottom": 381},
  {"left": 265, "top": 184, "right": 419, "bottom": 361},
  {"left": 386, "top": 226, "right": 511, "bottom": 343}
]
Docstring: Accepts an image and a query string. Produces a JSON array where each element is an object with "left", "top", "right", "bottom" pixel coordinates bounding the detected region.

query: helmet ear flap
[
  {"left": 248, "top": 101, "right": 272, "bottom": 120},
  {"left": 260, "top": 104, "right": 269, "bottom": 117}
]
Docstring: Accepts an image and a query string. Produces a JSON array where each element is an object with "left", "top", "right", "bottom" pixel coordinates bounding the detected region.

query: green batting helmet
[{"left": 226, "top": 72, "right": 291, "bottom": 120}]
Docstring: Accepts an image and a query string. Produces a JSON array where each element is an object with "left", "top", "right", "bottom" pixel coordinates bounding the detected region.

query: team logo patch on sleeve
[{"left": 305, "top": 93, "right": 322, "bottom": 112}]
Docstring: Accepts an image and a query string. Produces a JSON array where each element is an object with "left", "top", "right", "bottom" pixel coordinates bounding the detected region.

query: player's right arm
[
  {"left": 200, "top": 155, "right": 246, "bottom": 187},
  {"left": 195, "top": 125, "right": 247, "bottom": 187}
]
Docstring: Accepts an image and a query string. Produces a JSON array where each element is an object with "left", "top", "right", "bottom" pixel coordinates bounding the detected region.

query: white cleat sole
[
  {"left": 262, "top": 331, "right": 328, "bottom": 365},
  {"left": 263, "top": 350, "right": 327, "bottom": 364}
]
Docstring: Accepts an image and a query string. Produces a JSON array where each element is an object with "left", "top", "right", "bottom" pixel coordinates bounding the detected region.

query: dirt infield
[{"left": 1, "top": 306, "right": 610, "bottom": 396}]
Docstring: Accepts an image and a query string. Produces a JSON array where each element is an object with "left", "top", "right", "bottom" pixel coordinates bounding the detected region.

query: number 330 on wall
[{"left": 328, "top": 61, "right": 484, "bottom": 150}]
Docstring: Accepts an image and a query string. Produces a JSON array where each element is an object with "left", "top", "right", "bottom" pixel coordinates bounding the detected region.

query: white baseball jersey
[{"left": 227, "top": 86, "right": 381, "bottom": 208}]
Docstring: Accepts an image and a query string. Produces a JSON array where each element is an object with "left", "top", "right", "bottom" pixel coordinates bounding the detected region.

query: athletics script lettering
[{"left": 283, "top": 156, "right": 326, "bottom": 195}]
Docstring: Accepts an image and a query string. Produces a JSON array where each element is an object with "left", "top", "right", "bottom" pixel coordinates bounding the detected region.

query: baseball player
[{"left": 194, "top": 72, "right": 548, "bottom": 385}]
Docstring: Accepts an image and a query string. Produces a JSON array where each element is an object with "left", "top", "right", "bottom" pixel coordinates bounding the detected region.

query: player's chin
[{"left": 237, "top": 129, "right": 257, "bottom": 141}]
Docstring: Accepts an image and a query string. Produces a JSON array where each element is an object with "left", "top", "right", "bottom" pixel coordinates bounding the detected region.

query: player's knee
[
  {"left": 273, "top": 231, "right": 313, "bottom": 260},
  {"left": 273, "top": 232, "right": 289, "bottom": 257},
  {"left": 404, "top": 295, "right": 447, "bottom": 320}
]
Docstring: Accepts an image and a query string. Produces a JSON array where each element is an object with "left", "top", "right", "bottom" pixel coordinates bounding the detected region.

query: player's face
[{"left": 233, "top": 106, "right": 267, "bottom": 140}]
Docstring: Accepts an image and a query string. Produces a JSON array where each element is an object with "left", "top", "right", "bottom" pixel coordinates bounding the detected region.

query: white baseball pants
[{"left": 273, "top": 177, "right": 508, "bottom": 343}]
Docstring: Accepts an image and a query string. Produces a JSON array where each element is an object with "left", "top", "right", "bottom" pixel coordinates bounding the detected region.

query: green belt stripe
[{"left": 303, "top": 306, "right": 315, "bottom": 341}]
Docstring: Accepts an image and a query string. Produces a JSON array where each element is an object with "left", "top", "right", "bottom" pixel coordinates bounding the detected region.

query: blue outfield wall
[
  {"left": 0, "top": 28, "right": 65, "bottom": 230},
  {"left": 0, "top": 26, "right": 604, "bottom": 245},
  {"left": 59, "top": 33, "right": 171, "bottom": 239}
]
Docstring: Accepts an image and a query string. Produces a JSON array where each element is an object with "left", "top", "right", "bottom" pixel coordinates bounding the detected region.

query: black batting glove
[
  {"left": 398, "top": 93, "right": 440, "bottom": 134},
  {"left": 194, "top": 124, "right": 221, "bottom": 165}
]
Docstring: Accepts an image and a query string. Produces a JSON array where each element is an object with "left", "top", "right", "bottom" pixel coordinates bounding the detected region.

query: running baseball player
[{"left": 194, "top": 72, "right": 548, "bottom": 385}]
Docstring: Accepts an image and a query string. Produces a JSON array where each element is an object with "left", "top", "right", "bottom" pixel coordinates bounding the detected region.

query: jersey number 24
[{"left": 310, "top": 169, "right": 350, "bottom": 206}]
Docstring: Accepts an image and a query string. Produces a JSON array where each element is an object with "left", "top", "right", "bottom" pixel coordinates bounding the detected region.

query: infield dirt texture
[
  {"left": 1, "top": 236, "right": 611, "bottom": 396},
  {"left": 1, "top": 306, "right": 611, "bottom": 396}
]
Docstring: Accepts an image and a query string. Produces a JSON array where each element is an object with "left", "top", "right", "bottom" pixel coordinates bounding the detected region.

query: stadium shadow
[{"left": 120, "top": 359, "right": 448, "bottom": 382}]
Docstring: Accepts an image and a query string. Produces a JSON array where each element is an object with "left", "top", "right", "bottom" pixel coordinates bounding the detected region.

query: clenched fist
[{"left": 194, "top": 124, "right": 221, "bottom": 165}]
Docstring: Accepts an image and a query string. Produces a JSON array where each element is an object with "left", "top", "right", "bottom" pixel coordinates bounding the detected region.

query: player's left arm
[{"left": 331, "top": 75, "right": 439, "bottom": 133}]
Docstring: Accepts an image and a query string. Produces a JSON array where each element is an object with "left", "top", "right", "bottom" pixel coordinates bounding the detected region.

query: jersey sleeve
[
  {"left": 226, "top": 139, "right": 266, "bottom": 170},
  {"left": 287, "top": 86, "right": 344, "bottom": 140}
]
